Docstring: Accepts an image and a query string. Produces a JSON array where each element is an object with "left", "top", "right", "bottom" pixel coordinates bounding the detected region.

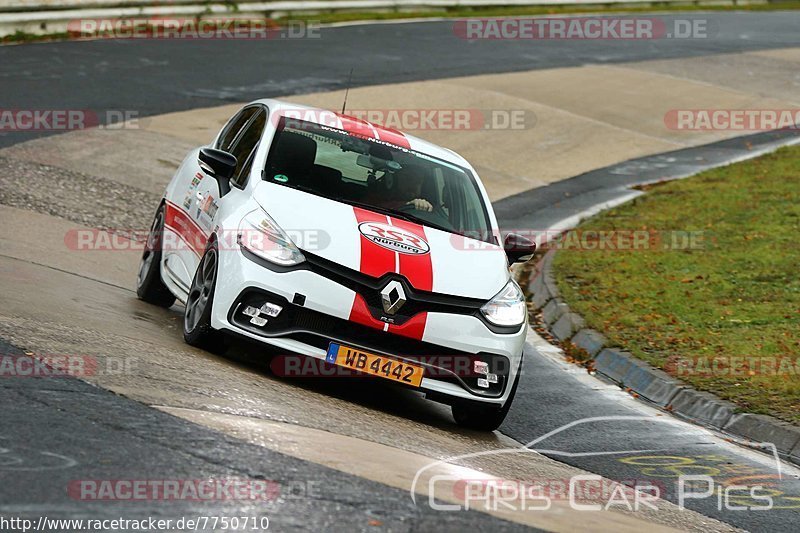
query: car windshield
[{"left": 263, "top": 117, "right": 493, "bottom": 242}]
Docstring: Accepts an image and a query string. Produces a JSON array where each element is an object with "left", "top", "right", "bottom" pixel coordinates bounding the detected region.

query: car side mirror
[
  {"left": 199, "top": 148, "right": 236, "bottom": 196},
  {"left": 503, "top": 233, "right": 536, "bottom": 264}
]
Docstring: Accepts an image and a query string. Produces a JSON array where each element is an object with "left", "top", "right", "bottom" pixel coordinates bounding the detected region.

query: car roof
[{"left": 250, "top": 98, "right": 471, "bottom": 169}]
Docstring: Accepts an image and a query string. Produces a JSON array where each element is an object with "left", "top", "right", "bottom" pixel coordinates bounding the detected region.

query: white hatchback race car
[{"left": 136, "top": 99, "right": 536, "bottom": 430}]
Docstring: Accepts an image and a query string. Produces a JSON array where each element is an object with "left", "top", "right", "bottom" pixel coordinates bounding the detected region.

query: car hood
[{"left": 253, "top": 182, "right": 509, "bottom": 300}]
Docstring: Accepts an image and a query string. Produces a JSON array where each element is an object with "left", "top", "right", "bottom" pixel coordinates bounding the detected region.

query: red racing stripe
[
  {"left": 353, "top": 207, "right": 395, "bottom": 278},
  {"left": 348, "top": 293, "right": 379, "bottom": 329},
  {"left": 164, "top": 201, "right": 208, "bottom": 257},
  {"left": 389, "top": 217, "right": 433, "bottom": 292},
  {"left": 348, "top": 294, "right": 428, "bottom": 344},
  {"left": 375, "top": 127, "right": 411, "bottom": 149},
  {"left": 336, "top": 112, "right": 411, "bottom": 149},
  {"left": 335, "top": 113, "right": 377, "bottom": 140},
  {"left": 388, "top": 311, "right": 427, "bottom": 341},
  {"left": 349, "top": 207, "right": 430, "bottom": 342}
]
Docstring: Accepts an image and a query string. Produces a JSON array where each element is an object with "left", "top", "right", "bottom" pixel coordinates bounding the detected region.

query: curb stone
[
  {"left": 621, "top": 358, "right": 684, "bottom": 407},
  {"left": 668, "top": 389, "right": 736, "bottom": 429},
  {"left": 522, "top": 252, "right": 800, "bottom": 467},
  {"left": 571, "top": 329, "right": 606, "bottom": 358},
  {"left": 541, "top": 298, "right": 568, "bottom": 327},
  {"left": 594, "top": 348, "right": 637, "bottom": 384},
  {"left": 723, "top": 414, "right": 800, "bottom": 455},
  {"left": 551, "top": 312, "right": 584, "bottom": 342}
]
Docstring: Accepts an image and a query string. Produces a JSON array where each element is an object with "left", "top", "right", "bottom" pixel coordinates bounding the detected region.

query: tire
[
  {"left": 452, "top": 360, "right": 522, "bottom": 432},
  {"left": 136, "top": 204, "right": 176, "bottom": 308},
  {"left": 183, "top": 241, "right": 227, "bottom": 353}
]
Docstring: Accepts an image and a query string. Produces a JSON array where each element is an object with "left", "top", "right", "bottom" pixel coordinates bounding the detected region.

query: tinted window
[
  {"left": 217, "top": 107, "right": 258, "bottom": 151},
  {"left": 229, "top": 109, "right": 266, "bottom": 187},
  {"left": 263, "top": 118, "right": 491, "bottom": 241}
]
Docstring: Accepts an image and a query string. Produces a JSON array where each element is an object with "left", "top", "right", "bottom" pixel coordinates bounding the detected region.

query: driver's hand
[{"left": 406, "top": 199, "right": 433, "bottom": 212}]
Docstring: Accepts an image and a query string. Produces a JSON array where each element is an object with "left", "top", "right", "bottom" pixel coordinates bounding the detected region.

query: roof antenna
[{"left": 341, "top": 68, "right": 353, "bottom": 114}]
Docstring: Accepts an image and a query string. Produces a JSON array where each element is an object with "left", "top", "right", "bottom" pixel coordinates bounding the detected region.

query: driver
[{"left": 386, "top": 168, "right": 433, "bottom": 212}]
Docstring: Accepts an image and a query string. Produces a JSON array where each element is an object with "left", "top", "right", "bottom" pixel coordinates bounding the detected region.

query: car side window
[
  {"left": 232, "top": 143, "right": 259, "bottom": 190},
  {"left": 217, "top": 107, "right": 259, "bottom": 151},
  {"left": 229, "top": 109, "right": 266, "bottom": 188}
]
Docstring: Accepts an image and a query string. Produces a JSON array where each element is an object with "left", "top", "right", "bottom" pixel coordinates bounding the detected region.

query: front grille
[
  {"left": 303, "top": 251, "right": 484, "bottom": 326},
  {"left": 239, "top": 245, "right": 521, "bottom": 335},
  {"left": 228, "top": 288, "right": 509, "bottom": 397}
]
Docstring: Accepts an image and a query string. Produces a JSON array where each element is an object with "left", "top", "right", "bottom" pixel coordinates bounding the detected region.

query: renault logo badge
[{"left": 380, "top": 280, "right": 406, "bottom": 315}]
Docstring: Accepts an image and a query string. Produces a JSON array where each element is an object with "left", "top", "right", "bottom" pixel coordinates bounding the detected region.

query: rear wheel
[
  {"left": 183, "top": 242, "right": 226, "bottom": 353},
  {"left": 452, "top": 361, "right": 521, "bottom": 431},
  {"left": 136, "top": 204, "right": 176, "bottom": 308}
]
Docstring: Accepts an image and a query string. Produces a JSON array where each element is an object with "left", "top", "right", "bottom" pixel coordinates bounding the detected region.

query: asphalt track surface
[
  {"left": 0, "top": 339, "right": 529, "bottom": 532},
  {"left": 2, "top": 10, "right": 800, "bottom": 532},
  {"left": 0, "top": 11, "right": 798, "bottom": 150}
]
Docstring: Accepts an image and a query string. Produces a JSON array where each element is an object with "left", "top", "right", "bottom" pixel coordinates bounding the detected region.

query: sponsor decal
[
  {"left": 164, "top": 201, "right": 209, "bottom": 256},
  {"left": 201, "top": 195, "right": 219, "bottom": 219},
  {"left": 358, "top": 221, "right": 430, "bottom": 255},
  {"left": 196, "top": 196, "right": 219, "bottom": 230}
]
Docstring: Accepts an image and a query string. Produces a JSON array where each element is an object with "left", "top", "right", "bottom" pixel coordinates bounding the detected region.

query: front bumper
[{"left": 210, "top": 247, "right": 526, "bottom": 405}]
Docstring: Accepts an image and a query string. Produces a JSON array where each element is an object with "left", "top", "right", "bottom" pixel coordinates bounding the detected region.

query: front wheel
[
  {"left": 183, "top": 242, "right": 226, "bottom": 353},
  {"left": 136, "top": 204, "right": 176, "bottom": 308},
  {"left": 452, "top": 362, "right": 521, "bottom": 431}
]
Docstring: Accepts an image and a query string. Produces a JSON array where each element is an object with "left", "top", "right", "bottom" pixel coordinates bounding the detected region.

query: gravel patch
[{"left": 0, "top": 155, "right": 160, "bottom": 236}]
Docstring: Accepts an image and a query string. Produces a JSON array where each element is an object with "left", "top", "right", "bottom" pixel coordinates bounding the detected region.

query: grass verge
[{"left": 553, "top": 145, "right": 800, "bottom": 424}]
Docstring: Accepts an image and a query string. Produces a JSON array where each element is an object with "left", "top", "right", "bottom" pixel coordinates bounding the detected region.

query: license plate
[{"left": 326, "top": 343, "right": 423, "bottom": 387}]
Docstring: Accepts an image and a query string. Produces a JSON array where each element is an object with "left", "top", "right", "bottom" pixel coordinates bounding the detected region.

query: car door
[
  {"left": 187, "top": 106, "right": 267, "bottom": 254},
  {"left": 163, "top": 106, "right": 264, "bottom": 297}
]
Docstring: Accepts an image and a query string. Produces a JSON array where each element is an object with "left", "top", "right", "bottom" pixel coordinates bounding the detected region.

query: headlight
[
  {"left": 238, "top": 209, "right": 305, "bottom": 266},
  {"left": 480, "top": 280, "right": 526, "bottom": 327}
]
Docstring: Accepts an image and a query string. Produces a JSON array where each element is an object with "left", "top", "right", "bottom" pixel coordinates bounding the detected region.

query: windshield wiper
[
  {"left": 335, "top": 198, "right": 450, "bottom": 231},
  {"left": 269, "top": 179, "right": 453, "bottom": 234},
  {"left": 336, "top": 199, "right": 413, "bottom": 221}
]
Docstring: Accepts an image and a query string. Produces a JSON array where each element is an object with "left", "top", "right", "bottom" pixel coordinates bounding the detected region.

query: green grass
[
  {"left": 553, "top": 145, "right": 800, "bottom": 423},
  {"left": 4, "top": 2, "right": 800, "bottom": 44}
]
